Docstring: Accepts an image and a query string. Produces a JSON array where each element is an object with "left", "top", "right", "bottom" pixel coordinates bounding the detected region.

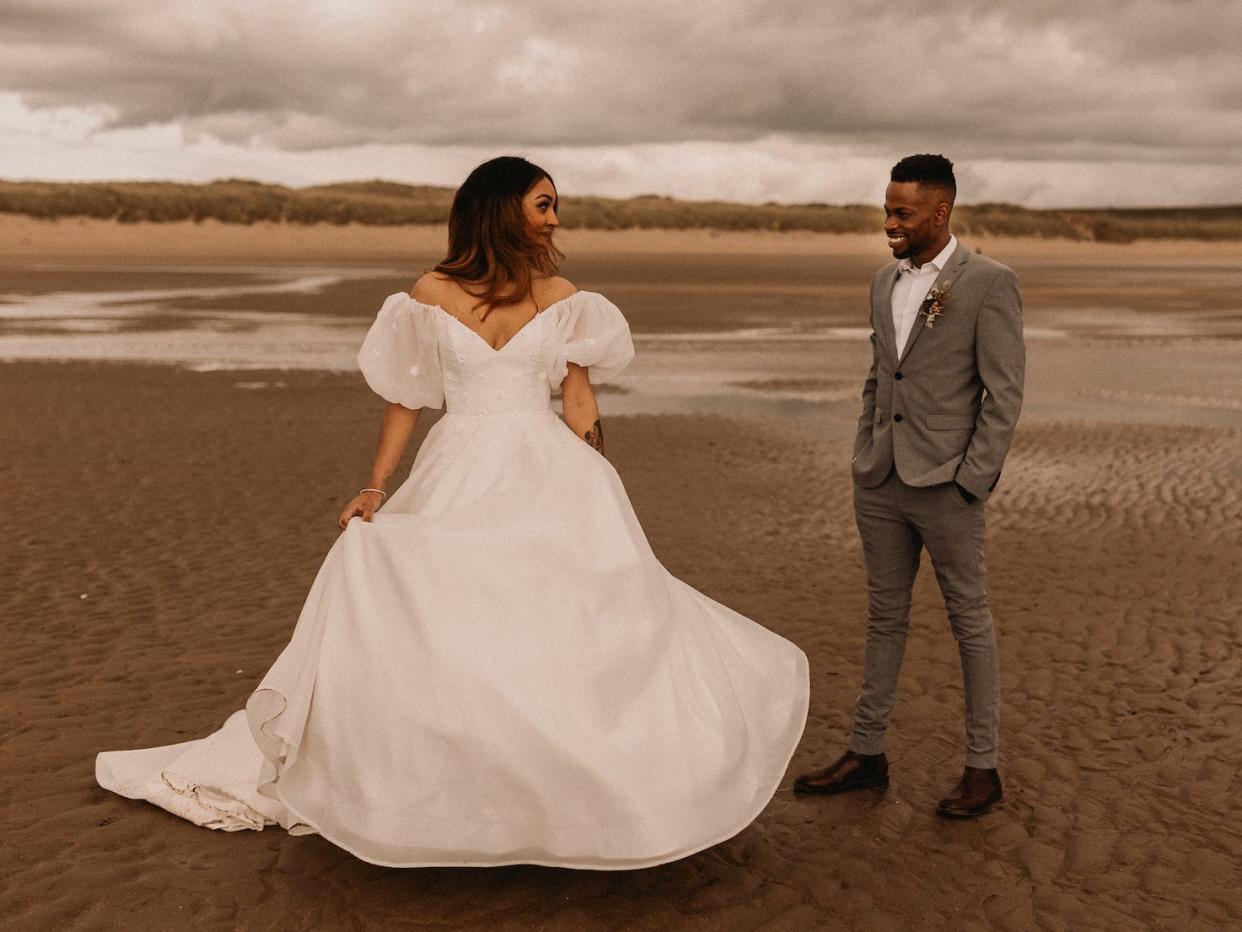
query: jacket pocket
[{"left": 926, "top": 413, "right": 976, "bottom": 430}]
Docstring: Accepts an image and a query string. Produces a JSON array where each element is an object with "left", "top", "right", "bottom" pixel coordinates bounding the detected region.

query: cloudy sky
[{"left": 1, "top": 0, "right": 1238, "bottom": 207}]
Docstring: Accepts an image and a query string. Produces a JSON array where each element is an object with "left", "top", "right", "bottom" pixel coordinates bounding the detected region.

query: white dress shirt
[{"left": 891, "top": 235, "right": 957, "bottom": 357}]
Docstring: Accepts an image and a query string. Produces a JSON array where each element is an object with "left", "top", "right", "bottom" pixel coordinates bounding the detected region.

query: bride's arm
[
  {"left": 338, "top": 402, "right": 421, "bottom": 528},
  {"left": 562, "top": 363, "right": 603, "bottom": 455}
]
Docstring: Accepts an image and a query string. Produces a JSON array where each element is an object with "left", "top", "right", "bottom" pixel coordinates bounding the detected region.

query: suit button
[
  {"left": 893, "top": 413, "right": 903, "bottom": 422},
  {"left": 894, "top": 371, "right": 903, "bottom": 380}
]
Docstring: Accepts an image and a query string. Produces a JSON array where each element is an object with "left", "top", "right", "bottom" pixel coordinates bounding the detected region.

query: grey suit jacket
[{"left": 851, "top": 242, "right": 1025, "bottom": 501}]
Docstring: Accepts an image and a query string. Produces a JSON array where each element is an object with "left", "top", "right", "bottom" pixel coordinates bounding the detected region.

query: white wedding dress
[{"left": 96, "top": 291, "right": 809, "bottom": 869}]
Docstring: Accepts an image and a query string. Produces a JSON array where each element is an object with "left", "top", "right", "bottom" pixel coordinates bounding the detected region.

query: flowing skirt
[{"left": 96, "top": 409, "right": 809, "bottom": 869}]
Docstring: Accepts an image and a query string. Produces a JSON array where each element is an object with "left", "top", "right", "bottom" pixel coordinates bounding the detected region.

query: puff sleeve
[
  {"left": 548, "top": 291, "right": 635, "bottom": 390},
  {"left": 357, "top": 294, "right": 444, "bottom": 410}
]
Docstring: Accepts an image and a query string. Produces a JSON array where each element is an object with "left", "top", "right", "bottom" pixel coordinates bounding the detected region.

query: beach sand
[{"left": 1, "top": 221, "right": 1241, "bottom": 930}]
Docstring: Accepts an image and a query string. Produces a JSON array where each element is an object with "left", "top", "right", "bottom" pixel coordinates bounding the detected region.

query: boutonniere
[{"left": 919, "top": 281, "right": 952, "bottom": 328}]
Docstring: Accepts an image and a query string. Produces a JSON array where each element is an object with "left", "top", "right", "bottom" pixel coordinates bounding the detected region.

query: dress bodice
[
  {"left": 436, "top": 308, "right": 558, "bottom": 416},
  {"left": 358, "top": 291, "right": 634, "bottom": 415}
]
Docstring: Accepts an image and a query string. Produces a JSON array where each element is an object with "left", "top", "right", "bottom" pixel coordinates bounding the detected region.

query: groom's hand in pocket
[{"left": 955, "top": 481, "right": 977, "bottom": 504}]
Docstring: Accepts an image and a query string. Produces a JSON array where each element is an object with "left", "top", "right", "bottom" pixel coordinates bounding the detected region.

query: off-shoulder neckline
[
  {"left": 396, "top": 290, "right": 592, "bottom": 354},
  {"left": 399, "top": 289, "right": 592, "bottom": 317}
]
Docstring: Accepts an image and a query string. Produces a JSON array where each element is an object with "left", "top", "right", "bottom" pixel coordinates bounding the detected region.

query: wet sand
[
  {"left": 2, "top": 223, "right": 1241, "bottom": 930},
  {"left": 6, "top": 216, "right": 1242, "bottom": 331}
]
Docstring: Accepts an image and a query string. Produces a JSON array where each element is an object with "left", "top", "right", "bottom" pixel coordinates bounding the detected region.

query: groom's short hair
[{"left": 891, "top": 154, "right": 956, "bottom": 200}]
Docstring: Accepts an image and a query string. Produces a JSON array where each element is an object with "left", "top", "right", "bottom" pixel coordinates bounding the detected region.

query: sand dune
[{"left": 7, "top": 213, "right": 1242, "bottom": 264}]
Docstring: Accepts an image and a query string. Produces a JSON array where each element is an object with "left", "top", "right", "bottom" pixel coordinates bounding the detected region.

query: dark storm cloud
[{"left": 1, "top": 0, "right": 1238, "bottom": 164}]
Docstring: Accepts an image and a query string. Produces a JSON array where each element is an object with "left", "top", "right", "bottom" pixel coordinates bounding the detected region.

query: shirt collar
[{"left": 898, "top": 234, "right": 958, "bottom": 275}]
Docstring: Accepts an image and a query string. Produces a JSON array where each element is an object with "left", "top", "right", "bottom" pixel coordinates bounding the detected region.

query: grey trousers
[{"left": 848, "top": 469, "right": 1000, "bottom": 768}]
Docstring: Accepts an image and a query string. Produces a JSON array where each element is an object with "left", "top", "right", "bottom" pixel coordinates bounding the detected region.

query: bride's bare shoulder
[
  {"left": 409, "top": 272, "right": 454, "bottom": 305},
  {"left": 535, "top": 275, "right": 578, "bottom": 308}
]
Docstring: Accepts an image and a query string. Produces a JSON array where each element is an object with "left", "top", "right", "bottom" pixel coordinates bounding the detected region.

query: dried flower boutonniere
[{"left": 919, "top": 281, "right": 952, "bottom": 328}]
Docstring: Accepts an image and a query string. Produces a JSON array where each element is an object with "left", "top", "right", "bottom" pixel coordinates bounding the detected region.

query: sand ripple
[{"left": 2, "top": 363, "right": 1240, "bottom": 930}]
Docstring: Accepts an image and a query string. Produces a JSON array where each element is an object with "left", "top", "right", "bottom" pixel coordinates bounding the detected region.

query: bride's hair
[{"left": 433, "top": 156, "right": 564, "bottom": 316}]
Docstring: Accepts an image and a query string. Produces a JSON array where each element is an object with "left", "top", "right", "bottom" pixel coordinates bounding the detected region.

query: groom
[{"left": 796, "top": 154, "right": 1024, "bottom": 817}]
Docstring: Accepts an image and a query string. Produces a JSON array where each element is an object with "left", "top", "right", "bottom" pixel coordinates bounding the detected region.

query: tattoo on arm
[{"left": 583, "top": 418, "right": 604, "bottom": 456}]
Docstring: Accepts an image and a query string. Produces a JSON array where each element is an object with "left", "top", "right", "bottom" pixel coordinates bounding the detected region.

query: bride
[{"left": 96, "top": 157, "right": 809, "bottom": 870}]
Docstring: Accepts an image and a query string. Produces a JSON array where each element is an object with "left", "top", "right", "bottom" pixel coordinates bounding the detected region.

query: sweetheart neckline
[
  {"left": 407, "top": 291, "right": 584, "bottom": 354},
  {"left": 437, "top": 305, "right": 548, "bottom": 354}
]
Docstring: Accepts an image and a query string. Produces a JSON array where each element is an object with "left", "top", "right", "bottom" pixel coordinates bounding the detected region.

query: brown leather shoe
[
  {"left": 936, "top": 766, "right": 1003, "bottom": 818},
  {"left": 793, "top": 750, "right": 889, "bottom": 795}
]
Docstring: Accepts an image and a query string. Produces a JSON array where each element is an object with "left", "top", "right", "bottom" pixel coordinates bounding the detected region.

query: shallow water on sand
[{"left": 1, "top": 262, "right": 1240, "bottom": 428}]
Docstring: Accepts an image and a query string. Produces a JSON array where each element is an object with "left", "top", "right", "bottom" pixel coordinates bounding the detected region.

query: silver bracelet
[{"left": 360, "top": 488, "right": 386, "bottom": 499}]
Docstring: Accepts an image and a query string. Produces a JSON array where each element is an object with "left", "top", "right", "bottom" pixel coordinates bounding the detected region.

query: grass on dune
[{"left": 2, "top": 179, "right": 1240, "bottom": 242}]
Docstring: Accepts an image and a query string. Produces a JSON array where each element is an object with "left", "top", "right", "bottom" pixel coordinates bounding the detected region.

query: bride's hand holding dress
[{"left": 338, "top": 489, "right": 384, "bottom": 527}]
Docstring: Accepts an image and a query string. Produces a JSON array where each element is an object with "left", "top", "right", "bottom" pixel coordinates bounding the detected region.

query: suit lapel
[
  {"left": 875, "top": 263, "right": 901, "bottom": 361},
  {"left": 897, "top": 242, "right": 972, "bottom": 363}
]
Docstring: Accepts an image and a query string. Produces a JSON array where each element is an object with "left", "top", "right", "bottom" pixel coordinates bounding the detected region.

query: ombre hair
[{"left": 433, "top": 156, "right": 564, "bottom": 317}]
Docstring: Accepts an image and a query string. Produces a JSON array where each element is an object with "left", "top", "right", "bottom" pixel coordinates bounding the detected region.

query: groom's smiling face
[{"left": 884, "top": 182, "right": 952, "bottom": 265}]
